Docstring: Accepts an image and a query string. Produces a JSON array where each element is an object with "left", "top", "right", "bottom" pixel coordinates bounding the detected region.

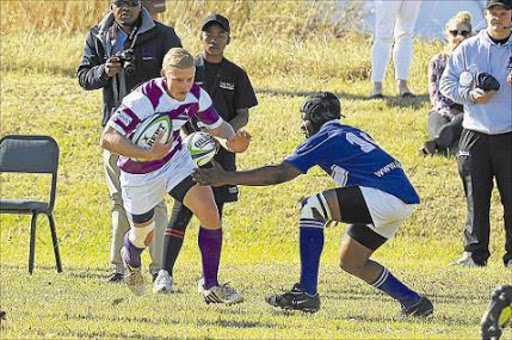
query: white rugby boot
[
  {"left": 153, "top": 269, "right": 173, "bottom": 293},
  {"left": 449, "top": 251, "right": 485, "bottom": 267},
  {"left": 198, "top": 278, "right": 244, "bottom": 305}
]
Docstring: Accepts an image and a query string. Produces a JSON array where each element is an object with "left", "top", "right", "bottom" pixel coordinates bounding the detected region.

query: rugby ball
[
  {"left": 131, "top": 113, "right": 173, "bottom": 150},
  {"left": 184, "top": 131, "right": 218, "bottom": 166}
]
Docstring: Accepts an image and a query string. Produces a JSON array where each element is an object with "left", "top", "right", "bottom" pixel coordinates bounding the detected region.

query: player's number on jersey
[{"left": 346, "top": 132, "right": 376, "bottom": 153}]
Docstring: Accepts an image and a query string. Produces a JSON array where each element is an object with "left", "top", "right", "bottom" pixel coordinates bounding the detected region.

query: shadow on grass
[
  {"left": 59, "top": 311, "right": 181, "bottom": 326},
  {"left": 1, "top": 263, "right": 108, "bottom": 280},
  {"left": 60, "top": 310, "right": 273, "bottom": 330},
  {"left": 255, "top": 88, "right": 429, "bottom": 109},
  {"left": 255, "top": 88, "right": 369, "bottom": 101},
  {"left": 381, "top": 94, "right": 430, "bottom": 110},
  {"left": 216, "top": 320, "right": 271, "bottom": 328},
  {"left": 25, "top": 328, "right": 171, "bottom": 340},
  {"left": 3, "top": 65, "right": 77, "bottom": 78}
]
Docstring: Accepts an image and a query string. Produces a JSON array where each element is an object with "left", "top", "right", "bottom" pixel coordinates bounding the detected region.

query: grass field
[{"left": 1, "top": 1, "right": 511, "bottom": 339}]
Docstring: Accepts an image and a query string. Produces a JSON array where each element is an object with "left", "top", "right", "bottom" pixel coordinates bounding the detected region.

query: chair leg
[
  {"left": 29, "top": 212, "right": 38, "bottom": 275},
  {"left": 47, "top": 213, "right": 62, "bottom": 273}
]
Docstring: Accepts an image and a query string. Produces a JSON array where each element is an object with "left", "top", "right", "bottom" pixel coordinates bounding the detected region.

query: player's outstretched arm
[
  {"left": 192, "top": 160, "right": 301, "bottom": 187},
  {"left": 209, "top": 120, "right": 251, "bottom": 153},
  {"left": 100, "top": 127, "right": 172, "bottom": 160}
]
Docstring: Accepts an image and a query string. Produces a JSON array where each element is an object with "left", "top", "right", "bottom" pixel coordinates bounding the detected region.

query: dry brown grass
[{"left": 1, "top": 0, "right": 360, "bottom": 39}]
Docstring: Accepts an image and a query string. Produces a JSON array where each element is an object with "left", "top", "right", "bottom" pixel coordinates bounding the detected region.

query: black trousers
[
  {"left": 427, "top": 110, "right": 463, "bottom": 151},
  {"left": 457, "top": 129, "right": 512, "bottom": 265}
]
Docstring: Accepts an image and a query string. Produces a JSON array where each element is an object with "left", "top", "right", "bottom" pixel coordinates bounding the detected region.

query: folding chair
[{"left": 0, "top": 135, "right": 62, "bottom": 274}]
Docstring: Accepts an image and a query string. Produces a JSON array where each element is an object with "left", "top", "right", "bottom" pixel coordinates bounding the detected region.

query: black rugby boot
[{"left": 266, "top": 283, "right": 321, "bottom": 313}]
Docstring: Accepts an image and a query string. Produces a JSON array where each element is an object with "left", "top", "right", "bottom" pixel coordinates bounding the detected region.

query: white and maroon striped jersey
[{"left": 107, "top": 77, "right": 222, "bottom": 174}]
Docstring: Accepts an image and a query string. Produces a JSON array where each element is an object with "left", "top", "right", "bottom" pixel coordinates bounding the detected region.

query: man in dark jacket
[{"left": 77, "top": 0, "right": 182, "bottom": 282}]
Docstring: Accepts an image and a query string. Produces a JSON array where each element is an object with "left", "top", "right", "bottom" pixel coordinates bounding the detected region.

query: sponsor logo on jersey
[
  {"left": 219, "top": 81, "right": 235, "bottom": 90},
  {"left": 374, "top": 160, "right": 402, "bottom": 178},
  {"left": 174, "top": 106, "right": 193, "bottom": 121},
  {"left": 117, "top": 111, "right": 133, "bottom": 127}
]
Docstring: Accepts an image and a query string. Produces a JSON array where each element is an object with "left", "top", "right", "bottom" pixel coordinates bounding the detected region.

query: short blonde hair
[
  {"left": 162, "top": 48, "right": 195, "bottom": 73},
  {"left": 445, "top": 11, "right": 472, "bottom": 33}
]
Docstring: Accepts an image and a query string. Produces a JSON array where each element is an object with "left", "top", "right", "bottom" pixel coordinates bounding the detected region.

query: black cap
[
  {"left": 201, "top": 14, "right": 230, "bottom": 33},
  {"left": 486, "top": 0, "right": 512, "bottom": 10}
]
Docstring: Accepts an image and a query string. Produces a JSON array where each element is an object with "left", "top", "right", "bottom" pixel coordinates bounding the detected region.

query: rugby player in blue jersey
[{"left": 192, "top": 92, "right": 433, "bottom": 316}]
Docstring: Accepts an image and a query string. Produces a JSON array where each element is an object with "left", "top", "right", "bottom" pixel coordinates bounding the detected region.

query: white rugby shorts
[
  {"left": 360, "top": 186, "right": 414, "bottom": 239},
  {"left": 120, "top": 146, "right": 196, "bottom": 215}
]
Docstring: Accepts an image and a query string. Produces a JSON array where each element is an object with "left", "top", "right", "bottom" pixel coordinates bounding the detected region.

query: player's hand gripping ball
[{"left": 131, "top": 113, "right": 172, "bottom": 161}]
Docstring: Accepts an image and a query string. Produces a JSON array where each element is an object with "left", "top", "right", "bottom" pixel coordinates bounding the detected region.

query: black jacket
[{"left": 77, "top": 9, "right": 181, "bottom": 126}]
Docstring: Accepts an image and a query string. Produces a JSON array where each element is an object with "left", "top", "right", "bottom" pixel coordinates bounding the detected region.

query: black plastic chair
[{"left": 0, "top": 135, "right": 62, "bottom": 274}]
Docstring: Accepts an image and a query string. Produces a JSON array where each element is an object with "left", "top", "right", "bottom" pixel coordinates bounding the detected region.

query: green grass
[{"left": 1, "top": 6, "right": 511, "bottom": 339}]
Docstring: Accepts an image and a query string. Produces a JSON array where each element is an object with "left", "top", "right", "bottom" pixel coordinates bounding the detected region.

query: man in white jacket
[
  {"left": 440, "top": 0, "right": 512, "bottom": 267},
  {"left": 370, "top": 0, "right": 421, "bottom": 98}
]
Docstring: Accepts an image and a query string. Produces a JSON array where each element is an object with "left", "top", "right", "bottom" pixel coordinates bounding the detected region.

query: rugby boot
[
  {"left": 266, "top": 283, "right": 321, "bottom": 313},
  {"left": 398, "top": 296, "right": 434, "bottom": 318}
]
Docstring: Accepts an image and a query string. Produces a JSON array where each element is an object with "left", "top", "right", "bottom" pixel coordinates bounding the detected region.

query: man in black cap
[
  {"left": 153, "top": 13, "right": 258, "bottom": 294},
  {"left": 441, "top": 0, "right": 512, "bottom": 267},
  {"left": 77, "top": 0, "right": 182, "bottom": 283}
]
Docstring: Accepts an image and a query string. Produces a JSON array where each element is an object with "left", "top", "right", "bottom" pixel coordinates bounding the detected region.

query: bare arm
[
  {"left": 192, "top": 160, "right": 302, "bottom": 187},
  {"left": 100, "top": 126, "right": 171, "bottom": 160}
]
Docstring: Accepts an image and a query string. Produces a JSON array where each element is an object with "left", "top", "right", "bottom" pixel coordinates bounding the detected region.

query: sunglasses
[
  {"left": 111, "top": 0, "right": 140, "bottom": 7},
  {"left": 449, "top": 30, "right": 471, "bottom": 37},
  {"left": 201, "top": 31, "right": 229, "bottom": 41}
]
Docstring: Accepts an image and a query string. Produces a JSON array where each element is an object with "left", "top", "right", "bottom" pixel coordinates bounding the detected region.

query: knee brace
[
  {"left": 129, "top": 220, "right": 155, "bottom": 248},
  {"left": 299, "top": 193, "right": 331, "bottom": 228}
]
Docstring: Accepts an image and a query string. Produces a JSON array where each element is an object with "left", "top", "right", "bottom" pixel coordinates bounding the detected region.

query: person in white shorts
[
  {"left": 193, "top": 92, "right": 433, "bottom": 316},
  {"left": 100, "top": 48, "right": 250, "bottom": 305}
]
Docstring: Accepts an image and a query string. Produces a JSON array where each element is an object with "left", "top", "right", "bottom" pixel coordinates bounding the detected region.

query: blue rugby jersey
[{"left": 285, "top": 121, "right": 420, "bottom": 204}]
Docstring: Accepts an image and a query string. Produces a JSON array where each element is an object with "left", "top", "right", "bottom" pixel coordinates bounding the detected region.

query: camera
[
  {"left": 476, "top": 72, "right": 500, "bottom": 92},
  {"left": 114, "top": 49, "right": 136, "bottom": 76}
]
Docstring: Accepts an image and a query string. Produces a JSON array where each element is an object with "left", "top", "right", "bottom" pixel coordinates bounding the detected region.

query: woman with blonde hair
[{"left": 422, "top": 11, "right": 473, "bottom": 155}]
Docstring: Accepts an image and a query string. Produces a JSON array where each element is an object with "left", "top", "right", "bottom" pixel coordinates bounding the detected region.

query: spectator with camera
[
  {"left": 77, "top": 0, "right": 182, "bottom": 282},
  {"left": 440, "top": 0, "right": 512, "bottom": 267},
  {"left": 422, "top": 11, "right": 473, "bottom": 156}
]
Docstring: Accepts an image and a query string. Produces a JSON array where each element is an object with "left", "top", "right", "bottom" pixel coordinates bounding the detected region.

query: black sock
[{"left": 162, "top": 201, "right": 193, "bottom": 275}]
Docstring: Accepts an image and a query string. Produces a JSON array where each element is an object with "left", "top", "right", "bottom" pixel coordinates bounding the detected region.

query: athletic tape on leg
[
  {"left": 299, "top": 193, "right": 331, "bottom": 228},
  {"left": 129, "top": 221, "right": 155, "bottom": 248}
]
